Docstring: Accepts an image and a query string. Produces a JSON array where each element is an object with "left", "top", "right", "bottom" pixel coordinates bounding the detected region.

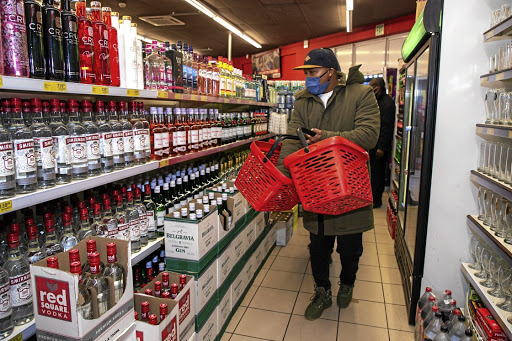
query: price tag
[
  {"left": 0, "top": 76, "right": 3, "bottom": 87},
  {"left": 127, "top": 89, "right": 140, "bottom": 97},
  {"left": 159, "top": 159, "right": 169, "bottom": 168},
  {"left": 157, "top": 91, "right": 168, "bottom": 99},
  {"left": 200, "top": 95, "right": 208, "bottom": 101},
  {"left": 174, "top": 93, "right": 183, "bottom": 100},
  {"left": 508, "top": 130, "right": 512, "bottom": 138},
  {"left": 496, "top": 73, "right": 505, "bottom": 81},
  {"left": 487, "top": 128, "right": 495, "bottom": 135},
  {"left": 44, "top": 81, "right": 67, "bottom": 92},
  {"left": 190, "top": 95, "right": 198, "bottom": 101},
  {"left": 0, "top": 200, "right": 12, "bottom": 214},
  {"left": 10, "top": 332, "right": 21, "bottom": 341},
  {"left": 92, "top": 86, "right": 109, "bottom": 95}
]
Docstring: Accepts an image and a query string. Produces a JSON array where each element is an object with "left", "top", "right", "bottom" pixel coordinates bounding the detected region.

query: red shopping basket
[
  {"left": 235, "top": 136, "right": 300, "bottom": 212},
  {"left": 283, "top": 128, "right": 372, "bottom": 215}
]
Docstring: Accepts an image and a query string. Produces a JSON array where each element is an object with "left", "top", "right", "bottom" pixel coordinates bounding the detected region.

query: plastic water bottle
[
  {"left": 424, "top": 312, "right": 443, "bottom": 340},
  {"left": 459, "top": 329, "right": 473, "bottom": 341},
  {"left": 448, "top": 315, "right": 467, "bottom": 341},
  {"left": 433, "top": 326, "right": 450, "bottom": 341}
]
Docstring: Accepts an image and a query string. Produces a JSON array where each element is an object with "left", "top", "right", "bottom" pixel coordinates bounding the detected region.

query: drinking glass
[
  {"left": 499, "top": 145, "right": 510, "bottom": 181},
  {"left": 469, "top": 234, "right": 481, "bottom": 271},
  {"left": 500, "top": 46, "right": 508, "bottom": 71},
  {"left": 491, "top": 194, "right": 504, "bottom": 231},
  {"left": 498, "top": 268, "right": 512, "bottom": 311},
  {"left": 493, "top": 143, "right": 502, "bottom": 178},
  {"left": 476, "top": 245, "right": 489, "bottom": 279},
  {"left": 484, "top": 189, "right": 493, "bottom": 226},
  {"left": 485, "top": 89, "right": 495, "bottom": 124},
  {"left": 489, "top": 258, "right": 505, "bottom": 297},
  {"left": 479, "top": 142, "right": 488, "bottom": 172},
  {"left": 496, "top": 89, "right": 505, "bottom": 122},
  {"left": 481, "top": 251, "right": 496, "bottom": 288},
  {"left": 478, "top": 187, "right": 486, "bottom": 220},
  {"left": 496, "top": 200, "right": 511, "bottom": 238}
]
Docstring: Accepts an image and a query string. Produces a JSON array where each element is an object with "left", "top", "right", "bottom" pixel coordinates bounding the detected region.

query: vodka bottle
[
  {"left": 42, "top": 0, "right": 64, "bottom": 80},
  {"left": 95, "top": 101, "right": 113, "bottom": 172},
  {"left": 69, "top": 261, "right": 92, "bottom": 319},
  {"left": 130, "top": 101, "right": 146, "bottom": 165},
  {"left": 103, "top": 242, "right": 125, "bottom": 303},
  {"left": 83, "top": 251, "right": 110, "bottom": 316},
  {"left": 76, "top": 0, "right": 94, "bottom": 84},
  {"left": 122, "top": 16, "right": 137, "bottom": 88},
  {"left": 49, "top": 99, "right": 71, "bottom": 184},
  {"left": 81, "top": 239, "right": 104, "bottom": 274},
  {"left": 111, "top": 12, "right": 125, "bottom": 87},
  {"left": 102, "top": 7, "right": 119, "bottom": 86},
  {"left": 138, "top": 102, "right": 151, "bottom": 162},
  {"left": 134, "top": 187, "right": 148, "bottom": 246},
  {"left": 61, "top": 0, "right": 80, "bottom": 82},
  {"left": 8, "top": 98, "right": 37, "bottom": 193},
  {"left": 42, "top": 218, "right": 64, "bottom": 256},
  {"left": 90, "top": 2, "right": 110, "bottom": 85},
  {"left": 143, "top": 184, "right": 157, "bottom": 241},
  {"left": 107, "top": 101, "right": 125, "bottom": 170},
  {"left": 25, "top": 224, "right": 46, "bottom": 264},
  {"left": 126, "top": 191, "right": 141, "bottom": 253},
  {"left": 90, "top": 202, "right": 106, "bottom": 237},
  {"left": 24, "top": 0, "right": 46, "bottom": 79},
  {"left": 159, "top": 107, "right": 169, "bottom": 159},
  {"left": 4, "top": 234, "right": 33, "bottom": 326},
  {"left": 59, "top": 213, "right": 78, "bottom": 251},
  {"left": 77, "top": 208, "right": 95, "bottom": 241},
  {"left": 1, "top": 0, "right": 30, "bottom": 77},
  {"left": 114, "top": 194, "right": 129, "bottom": 240},
  {"left": 118, "top": 102, "right": 134, "bottom": 166},
  {"left": 29, "top": 98, "right": 55, "bottom": 188},
  {"left": 0, "top": 104, "right": 15, "bottom": 198},
  {"left": 81, "top": 100, "right": 101, "bottom": 175},
  {"left": 160, "top": 47, "right": 173, "bottom": 90},
  {"left": 0, "top": 263, "right": 12, "bottom": 338},
  {"left": 67, "top": 100, "right": 88, "bottom": 179}
]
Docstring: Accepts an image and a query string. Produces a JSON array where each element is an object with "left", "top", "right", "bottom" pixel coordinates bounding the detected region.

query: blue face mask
[{"left": 306, "top": 70, "right": 330, "bottom": 95}]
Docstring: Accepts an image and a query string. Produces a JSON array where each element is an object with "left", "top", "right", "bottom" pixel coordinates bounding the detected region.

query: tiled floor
[{"left": 221, "top": 193, "right": 414, "bottom": 341}]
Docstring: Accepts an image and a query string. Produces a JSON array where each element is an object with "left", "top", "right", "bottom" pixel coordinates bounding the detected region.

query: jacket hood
[{"left": 295, "top": 64, "right": 365, "bottom": 100}]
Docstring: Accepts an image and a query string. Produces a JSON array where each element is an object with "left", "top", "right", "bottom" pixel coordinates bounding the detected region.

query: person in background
[
  {"left": 368, "top": 77, "right": 396, "bottom": 208},
  {"left": 277, "top": 48, "right": 380, "bottom": 321}
]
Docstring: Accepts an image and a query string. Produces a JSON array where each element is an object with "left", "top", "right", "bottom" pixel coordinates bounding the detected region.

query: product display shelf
[
  {"left": 476, "top": 124, "right": 512, "bottom": 139},
  {"left": 461, "top": 263, "right": 512, "bottom": 340},
  {"left": 131, "top": 236, "right": 164, "bottom": 265},
  {"left": 483, "top": 16, "right": 512, "bottom": 42},
  {"left": 480, "top": 68, "right": 512, "bottom": 88},
  {"left": 393, "top": 179, "right": 400, "bottom": 190},
  {"left": 0, "top": 75, "right": 269, "bottom": 107},
  {"left": 470, "top": 170, "right": 512, "bottom": 201},
  {"left": 467, "top": 215, "right": 512, "bottom": 268},
  {"left": 5, "top": 320, "right": 35, "bottom": 341},
  {"left": 0, "top": 134, "right": 274, "bottom": 216}
]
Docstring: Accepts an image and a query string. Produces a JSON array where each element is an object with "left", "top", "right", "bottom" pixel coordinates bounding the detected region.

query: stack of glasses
[{"left": 477, "top": 141, "right": 512, "bottom": 182}]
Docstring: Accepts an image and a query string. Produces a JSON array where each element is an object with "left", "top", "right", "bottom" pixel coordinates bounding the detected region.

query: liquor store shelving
[
  {"left": 467, "top": 215, "right": 512, "bottom": 268},
  {"left": 130, "top": 237, "right": 164, "bottom": 266},
  {"left": 0, "top": 75, "right": 270, "bottom": 107},
  {"left": 483, "top": 15, "right": 512, "bottom": 42},
  {"left": 5, "top": 320, "right": 35, "bottom": 341},
  {"left": 0, "top": 134, "right": 275, "bottom": 216},
  {"left": 470, "top": 170, "right": 512, "bottom": 202},
  {"left": 476, "top": 124, "right": 512, "bottom": 139},
  {"left": 461, "top": 263, "right": 512, "bottom": 340},
  {"left": 480, "top": 68, "right": 512, "bottom": 88}
]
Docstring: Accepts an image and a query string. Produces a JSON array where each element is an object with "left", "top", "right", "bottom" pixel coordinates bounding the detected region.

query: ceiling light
[
  {"left": 346, "top": 9, "right": 352, "bottom": 32},
  {"left": 213, "top": 16, "right": 243, "bottom": 37},
  {"left": 136, "top": 35, "right": 155, "bottom": 44},
  {"left": 346, "top": 0, "right": 353, "bottom": 11},
  {"left": 185, "top": 0, "right": 214, "bottom": 18}
]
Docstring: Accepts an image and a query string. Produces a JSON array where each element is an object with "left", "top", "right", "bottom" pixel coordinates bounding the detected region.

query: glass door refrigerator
[{"left": 393, "top": 0, "right": 443, "bottom": 324}]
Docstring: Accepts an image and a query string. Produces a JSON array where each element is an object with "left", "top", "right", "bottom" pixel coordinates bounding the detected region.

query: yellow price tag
[
  {"left": 10, "top": 332, "right": 21, "bottom": 341},
  {"left": 487, "top": 128, "right": 495, "bottom": 135},
  {"left": 174, "top": 93, "right": 183, "bottom": 100},
  {"left": 190, "top": 95, "right": 198, "bottom": 101},
  {"left": 159, "top": 159, "right": 169, "bottom": 168},
  {"left": 508, "top": 130, "right": 512, "bottom": 138},
  {"left": 496, "top": 73, "right": 505, "bottom": 81},
  {"left": 0, "top": 76, "right": 3, "bottom": 87},
  {"left": 0, "top": 200, "right": 12, "bottom": 214},
  {"left": 200, "top": 95, "right": 208, "bottom": 101},
  {"left": 157, "top": 91, "right": 168, "bottom": 99},
  {"left": 127, "top": 89, "right": 140, "bottom": 97},
  {"left": 92, "top": 86, "right": 109, "bottom": 95},
  {"left": 44, "top": 81, "right": 67, "bottom": 92}
]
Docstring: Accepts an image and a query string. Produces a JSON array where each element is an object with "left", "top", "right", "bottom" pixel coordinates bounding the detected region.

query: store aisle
[{"left": 219, "top": 194, "right": 414, "bottom": 341}]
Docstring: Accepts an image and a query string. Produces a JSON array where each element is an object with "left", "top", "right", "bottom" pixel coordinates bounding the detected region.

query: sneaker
[
  {"left": 337, "top": 283, "right": 354, "bottom": 309},
  {"left": 304, "top": 286, "right": 332, "bottom": 320}
]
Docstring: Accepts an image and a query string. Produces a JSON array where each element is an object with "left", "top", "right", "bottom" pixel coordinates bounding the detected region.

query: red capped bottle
[
  {"left": 140, "top": 301, "right": 149, "bottom": 321},
  {"left": 90, "top": 2, "right": 110, "bottom": 85},
  {"left": 102, "top": 7, "right": 120, "bottom": 86},
  {"left": 104, "top": 242, "right": 125, "bottom": 303},
  {"left": 76, "top": 0, "right": 94, "bottom": 83}
]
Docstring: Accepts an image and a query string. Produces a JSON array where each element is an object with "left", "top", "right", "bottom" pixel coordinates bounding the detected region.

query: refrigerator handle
[{"left": 404, "top": 125, "right": 412, "bottom": 175}]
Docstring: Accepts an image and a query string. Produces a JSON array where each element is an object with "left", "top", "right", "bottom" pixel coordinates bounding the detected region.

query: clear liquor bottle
[
  {"left": 29, "top": 98, "right": 56, "bottom": 188},
  {"left": 129, "top": 101, "right": 146, "bottom": 165},
  {"left": 81, "top": 239, "right": 105, "bottom": 274},
  {"left": 143, "top": 184, "right": 157, "bottom": 241},
  {"left": 77, "top": 208, "right": 96, "bottom": 241},
  {"left": 134, "top": 187, "right": 148, "bottom": 246},
  {"left": 159, "top": 107, "right": 169, "bottom": 159},
  {"left": 103, "top": 242, "right": 125, "bottom": 303},
  {"left": 4, "top": 234, "right": 33, "bottom": 326},
  {"left": 94, "top": 101, "right": 113, "bottom": 172},
  {"left": 80, "top": 100, "right": 101, "bottom": 176},
  {"left": 100, "top": 199, "right": 117, "bottom": 238},
  {"left": 137, "top": 102, "right": 151, "bottom": 162},
  {"left": 59, "top": 213, "right": 78, "bottom": 252},
  {"left": 42, "top": 218, "right": 64, "bottom": 256},
  {"left": 67, "top": 100, "right": 88, "bottom": 179},
  {"left": 8, "top": 98, "right": 37, "bottom": 193},
  {"left": 126, "top": 191, "right": 141, "bottom": 253},
  {"left": 118, "top": 102, "right": 134, "bottom": 167},
  {"left": 69, "top": 261, "right": 92, "bottom": 319},
  {"left": 24, "top": 224, "right": 46, "bottom": 264},
  {"left": 154, "top": 186, "right": 166, "bottom": 237},
  {"left": 0, "top": 263, "right": 12, "bottom": 338},
  {"left": 83, "top": 251, "right": 110, "bottom": 316},
  {"left": 107, "top": 101, "right": 125, "bottom": 170},
  {"left": 114, "top": 194, "right": 129, "bottom": 240},
  {"left": 0, "top": 104, "right": 15, "bottom": 199},
  {"left": 143, "top": 42, "right": 163, "bottom": 90},
  {"left": 90, "top": 203, "right": 107, "bottom": 237},
  {"left": 49, "top": 98, "right": 72, "bottom": 183}
]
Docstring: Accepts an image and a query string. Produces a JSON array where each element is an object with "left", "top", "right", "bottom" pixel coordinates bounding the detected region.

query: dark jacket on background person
[
  {"left": 277, "top": 65, "right": 380, "bottom": 236},
  {"left": 370, "top": 92, "right": 396, "bottom": 156}
]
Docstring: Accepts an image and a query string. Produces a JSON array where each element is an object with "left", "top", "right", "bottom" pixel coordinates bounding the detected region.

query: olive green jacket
[{"left": 277, "top": 65, "right": 380, "bottom": 236}]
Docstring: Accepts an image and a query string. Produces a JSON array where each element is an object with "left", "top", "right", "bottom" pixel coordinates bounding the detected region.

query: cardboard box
[
  {"left": 217, "top": 243, "right": 234, "bottom": 288},
  {"left": 187, "top": 332, "right": 196, "bottom": 341},
  {"left": 32, "top": 237, "right": 134, "bottom": 341},
  {"left": 137, "top": 271, "right": 196, "bottom": 341},
  {"left": 243, "top": 221, "right": 255, "bottom": 250},
  {"left": 253, "top": 243, "right": 265, "bottom": 269},
  {"left": 242, "top": 256, "right": 256, "bottom": 287},
  {"left": 165, "top": 205, "right": 219, "bottom": 262},
  {"left": 231, "top": 232, "right": 247, "bottom": 265},
  {"left": 195, "top": 260, "right": 218, "bottom": 314},
  {"left": 134, "top": 294, "right": 179, "bottom": 341},
  {"left": 253, "top": 212, "right": 266, "bottom": 239},
  {"left": 210, "top": 191, "right": 246, "bottom": 236},
  {"left": 216, "top": 289, "right": 232, "bottom": 334},
  {"left": 195, "top": 307, "right": 217, "bottom": 341},
  {"left": 475, "top": 307, "right": 507, "bottom": 341},
  {"left": 275, "top": 213, "right": 293, "bottom": 246},
  {"left": 231, "top": 271, "right": 245, "bottom": 306}
]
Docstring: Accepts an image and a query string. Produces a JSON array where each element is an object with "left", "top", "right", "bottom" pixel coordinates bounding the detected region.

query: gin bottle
[
  {"left": 49, "top": 99, "right": 71, "bottom": 184},
  {"left": 103, "top": 243, "right": 125, "bottom": 303},
  {"left": 81, "top": 100, "right": 101, "bottom": 176},
  {"left": 69, "top": 261, "right": 92, "bottom": 319},
  {"left": 0, "top": 263, "right": 12, "bottom": 338},
  {"left": 126, "top": 191, "right": 140, "bottom": 253},
  {"left": 83, "top": 251, "right": 110, "bottom": 316},
  {"left": 24, "top": 224, "right": 46, "bottom": 264},
  {"left": 4, "top": 234, "right": 33, "bottom": 326},
  {"left": 67, "top": 100, "right": 88, "bottom": 179}
]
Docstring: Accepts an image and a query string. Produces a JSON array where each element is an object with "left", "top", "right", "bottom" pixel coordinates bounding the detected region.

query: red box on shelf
[{"left": 475, "top": 307, "right": 507, "bottom": 341}]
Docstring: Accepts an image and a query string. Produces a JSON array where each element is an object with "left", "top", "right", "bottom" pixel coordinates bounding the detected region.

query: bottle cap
[
  {"left": 145, "top": 288, "right": 153, "bottom": 296},
  {"left": 217, "top": 197, "right": 222, "bottom": 205},
  {"left": 148, "top": 314, "right": 157, "bottom": 325},
  {"left": 432, "top": 306, "right": 438, "bottom": 312},
  {"left": 80, "top": 208, "right": 89, "bottom": 220},
  {"left": 173, "top": 211, "right": 180, "bottom": 218},
  {"left": 428, "top": 296, "right": 435, "bottom": 302},
  {"left": 162, "top": 272, "right": 169, "bottom": 286},
  {"left": 189, "top": 203, "right": 195, "bottom": 211},
  {"left": 222, "top": 193, "right": 228, "bottom": 200},
  {"left": 44, "top": 218, "right": 56, "bottom": 232},
  {"left": 434, "top": 312, "right": 442, "bottom": 318},
  {"left": 160, "top": 303, "right": 168, "bottom": 314},
  {"left": 179, "top": 274, "right": 187, "bottom": 283},
  {"left": 440, "top": 326, "right": 448, "bottom": 333},
  {"left": 122, "top": 15, "right": 132, "bottom": 20},
  {"left": 62, "top": 213, "right": 72, "bottom": 225},
  {"left": 47, "top": 257, "right": 59, "bottom": 269},
  {"left": 154, "top": 281, "right": 162, "bottom": 291},
  {"left": 465, "top": 329, "right": 473, "bottom": 336},
  {"left": 69, "top": 261, "right": 82, "bottom": 275},
  {"left": 189, "top": 213, "right": 196, "bottom": 220},
  {"left": 203, "top": 204, "right": 210, "bottom": 213},
  {"left": 69, "top": 249, "right": 80, "bottom": 263},
  {"left": 141, "top": 301, "right": 150, "bottom": 312},
  {"left": 444, "top": 289, "right": 452, "bottom": 296},
  {"left": 163, "top": 183, "right": 169, "bottom": 190},
  {"left": 127, "top": 191, "right": 133, "bottom": 202},
  {"left": 7, "top": 233, "right": 19, "bottom": 248},
  {"left": 196, "top": 210, "right": 203, "bottom": 219},
  {"left": 86, "top": 239, "right": 97, "bottom": 253},
  {"left": 162, "top": 291, "right": 171, "bottom": 299},
  {"left": 106, "top": 242, "right": 117, "bottom": 263},
  {"left": 9, "top": 223, "right": 20, "bottom": 234},
  {"left": 26, "top": 224, "right": 38, "bottom": 239},
  {"left": 93, "top": 203, "right": 102, "bottom": 215}
]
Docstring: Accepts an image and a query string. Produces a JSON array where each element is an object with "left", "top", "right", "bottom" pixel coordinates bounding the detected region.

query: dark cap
[{"left": 294, "top": 48, "right": 340, "bottom": 71}]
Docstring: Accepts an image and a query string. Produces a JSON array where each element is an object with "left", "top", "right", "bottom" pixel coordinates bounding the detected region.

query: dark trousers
[
  {"left": 370, "top": 153, "right": 388, "bottom": 205},
  {"left": 309, "top": 219, "right": 363, "bottom": 290}
]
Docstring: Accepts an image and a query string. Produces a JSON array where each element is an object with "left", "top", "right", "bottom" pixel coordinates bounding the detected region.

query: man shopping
[{"left": 277, "top": 48, "right": 380, "bottom": 320}]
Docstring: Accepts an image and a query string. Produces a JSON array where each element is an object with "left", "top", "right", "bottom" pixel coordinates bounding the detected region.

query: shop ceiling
[{"left": 101, "top": 0, "right": 416, "bottom": 57}]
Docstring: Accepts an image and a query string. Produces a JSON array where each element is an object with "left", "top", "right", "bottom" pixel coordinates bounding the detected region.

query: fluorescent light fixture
[
  {"left": 346, "top": 0, "right": 353, "bottom": 11},
  {"left": 136, "top": 35, "right": 154, "bottom": 43},
  {"left": 185, "top": 0, "right": 262, "bottom": 48},
  {"left": 346, "top": 9, "right": 352, "bottom": 32}
]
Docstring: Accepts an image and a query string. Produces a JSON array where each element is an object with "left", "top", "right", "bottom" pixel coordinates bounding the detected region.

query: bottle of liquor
[
  {"left": 81, "top": 239, "right": 105, "bottom": 274},
  {"left": 114, "top": 194, "right": 129, "bottom": 240},
  {"left": 103, "top": 243, "right": 125, "bottom": 303},
  {"left": 87, "top": 203, "right": 104, "bottom": 237},
  {"left": 107, "top": 101, "right": 125, "bottom": 170},
  {"left": 102, "top": 7, "right": 119, "bottom": 86},
  {"left": 144, "top": 42, "right": 162, "bottom": 90},
  {"left": 126, "top": 191, "right": 140, "bottom": 253},
  {"left": 165, "top": 108, "right": 176, "bottom": 157},
  {"left": 154, "top": 186, "right": 166, "bottom": 237},
  {"left": 159, "top": 107, "right": 169, "bottom": 159},
  {"left": 149, "top": 107, "right": 162, "bottom": 160},
  {"left": 80, "top": 100, "right": 101, "bottom": 175},
  {"left": 95, "top": 101, "right": 113, "bottom": 172},
  {"left": 8, "top": 98, "right": 37, "bottom": 193},
  {"left": 59, "top": 213, "right": 78, "bottom": 252},
  {"left": 83, "top": 251, "right": 110, "bottom": 316},
  {"left": 24, "top": 0, "right": 46, "bottom": 79},
  {"left": 137, "top": 102, "right": 151, "bottom": 162},
  {"left": 29, "top": 98, "right": 55, "bottom": 188},
  {"left": 143, "top": 184, "right": 157, "bottom": 241},
  {"left": 129, "top": 102, "right": 145, "bottom": 165},
  {"left": 118, "top": 102, "right": 134, "bottom": 167},
  {"left": 140, "top": 301, "right": 149, "bottom": 322},
  {"left": 0, "top": 104, "right": 15, "bottom": 198},
  {"left": 4, "top": 234, "right": 33, "bottom": 326},
  {"left": 111, "top": 12, "right": 125, "bottom": 87},
  {"left": 1, "top": 0, "right": 30, "bottom": 77},
  {"left": 121, "top": 16, "right": 137, "bottom": 89},
  {"left": 76, "top": 0, "right": 94, "bottom": 84},
  {"left": 42, "top": 218, "right": 63, "bottom": 256},
  {"left": 69, "top": 261, "right": 93, "bottom": 320},
  {"left": 77, "top": 208, "right": 95, "bottom": 241},
  {"left": 175, "top": 108, "right": 187, "bottom": 155},
  {"left": 134, "top": 187, "right": 148, "bottom": 246},
  {"left": 41, "top": 0, "right": 64, "bottom": 80},
  {"left": 49, "top": 99, "right": 71, "bottom": 184},
  {"left": 134, "top": 26, "right": 144, "bottom": 90},
  {"left": 67, "top": 100, "right": 88, "bottom": 179},
  {"left": 90, "top": 2, "right": 110, "bottom": 85},
  {"left": 0, "top": 263, "right": 12, "bottom": 338},
  {"left": 25, "top": 224, "right": 46, "bottom": 264},
  {"left": 61, "top": 0, "right": 80, "bottom": 82},
  {"left": 160, "top": 47, "right": 172, "bottom": 90}
]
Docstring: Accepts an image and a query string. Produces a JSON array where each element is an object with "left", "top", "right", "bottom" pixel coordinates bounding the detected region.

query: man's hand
[
  {"left": 376, "top": 149, "right": 385, "bottom": 159},
  {"left": 306, "top": 128, "right": 322, "bottom": 144}
]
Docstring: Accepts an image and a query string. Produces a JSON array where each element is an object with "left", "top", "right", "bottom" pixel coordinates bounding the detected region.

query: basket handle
[
  {"left": 296, "top": 128, "right": 310, "bottom": 153},
  {"left": 264, "top": 134, "right": 300, "bottom": 162}
]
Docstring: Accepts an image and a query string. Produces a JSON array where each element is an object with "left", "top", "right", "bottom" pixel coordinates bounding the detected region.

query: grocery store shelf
[
  {"left": 470, "top": 170, "right": 512, "bottom": 202},
  {"left": 477, "top": 124, "right": 512, "bottom": 139},
  {"left": 0, "top": 75, "right": 270, "bottom": 107},
  {"left": 5, "top": 320, "right": 35, "bottom": 341},
  {"left": 461, "top": 263, "right": 512, "bottom": 340},
  {"left": 0, "top": 134, "right": 274, "bottom": 215},
  {"left": 467, "top": 215, "right": 512, "bottom": 267},
  {"left": 131, "top": 237, "right": 164, "bottom": 265},
  {"left": 483, "top": 16, "right": 512, "bottom": 42},
  {"left": 480, "top": 68, "right": 512, "bottom": 88}
]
